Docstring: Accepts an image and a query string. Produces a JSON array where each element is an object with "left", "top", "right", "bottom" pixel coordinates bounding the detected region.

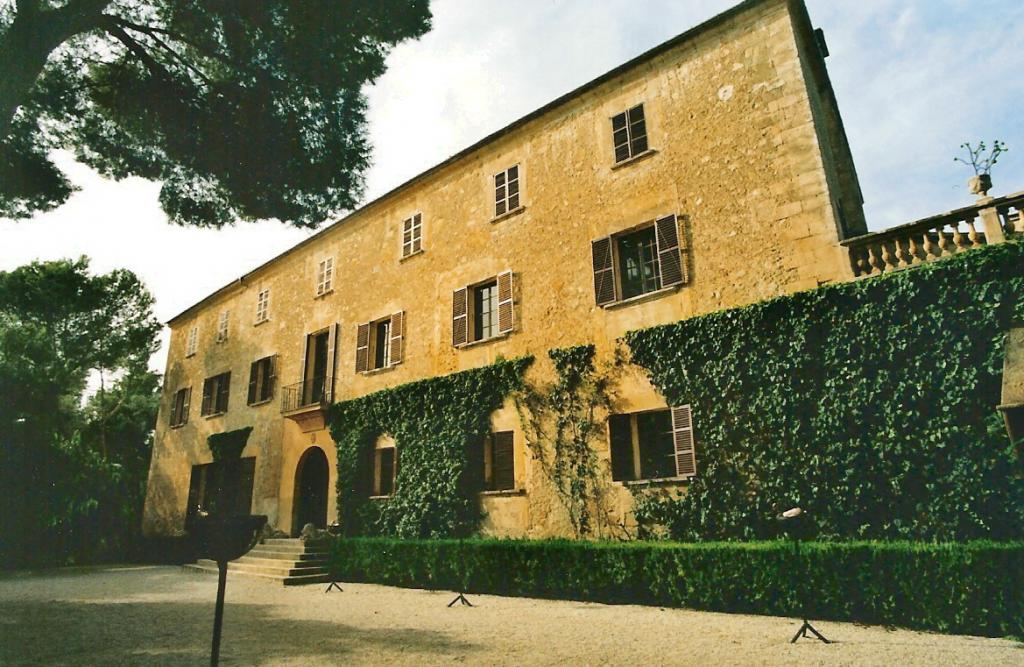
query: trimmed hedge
[{"left": 329, "top": 537, "right": 1024, "bottom": 638}]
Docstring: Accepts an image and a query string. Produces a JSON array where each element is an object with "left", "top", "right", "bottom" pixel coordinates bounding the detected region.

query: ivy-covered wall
[
  {"left": 625, "top": 242, "right": 1024, "bottom": 541},
  {"left": 328, "top": 357, "right": 532, "bottom": 538}
]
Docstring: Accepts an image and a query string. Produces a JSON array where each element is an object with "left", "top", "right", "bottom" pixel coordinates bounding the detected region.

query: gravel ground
[{"left": 0, "top": 565, "right": 1021, "bottom": 666}]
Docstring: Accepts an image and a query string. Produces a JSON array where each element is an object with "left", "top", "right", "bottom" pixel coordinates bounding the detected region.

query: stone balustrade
[{"left": 842, "top": 191, "right": 1024, "bottom": 277}]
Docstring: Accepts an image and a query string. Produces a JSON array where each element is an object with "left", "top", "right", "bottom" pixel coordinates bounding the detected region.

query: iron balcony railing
[{"left": 281, "top": 375, "right": 333, "bottom": 413}]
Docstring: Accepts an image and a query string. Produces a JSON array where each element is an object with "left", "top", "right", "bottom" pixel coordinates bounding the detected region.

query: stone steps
[{"left": 182, "top": 538, "right": 332, "bottom": 586}]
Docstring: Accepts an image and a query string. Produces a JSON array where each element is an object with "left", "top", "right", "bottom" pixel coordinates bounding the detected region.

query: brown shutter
[
  {"left": 452, "top": 287, "right": 468, "bottom": 347},
  {"left": 181, "top": 387, "right": 191, "bottom": 425},
  {"left": 671, "top": 405, "right": 697, "bottom": 477},
  {"left": 355, "top": 323, "right": 370, "bottom": 373},
  {"left": 326, "top": 323, "right": 338, "bottom": 401},
  {"left": 592, "top": 237, "right": 616, "bottom": 306},
  {"left": 493, "top": 431, "right": 515, "bottom": 491},
  {"left": 655, "top": 214, "right": 686, "bottom": 287},
  {"left": 201, "top": 379, "right": 213, "bottom": 416},
  {"left": 608, "top": 414, "right": 634, "bottom": 482},
  {"left": 389, "top": 311, "right": 404, "bottom": 366},
  {"left": 169, "top": 391, "right": 179, "bottom": 426},
  {"left": 247, "top": 361, "right": 259, "bottom": 405},
  {"left": 497, "top": 270, "right": 514, "bottom": 335},
  {"left": 266, "top": 355, "right": 277, "bottom": 402},
  {"left": 217, "top": 372, "right": 231, "bottom": 413}
]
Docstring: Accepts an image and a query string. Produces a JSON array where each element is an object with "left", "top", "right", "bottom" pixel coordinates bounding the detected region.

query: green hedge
[
  {"left": 329, "top": 537, "right": 1024, "bottom": 638},
  {"left": 625, "top": 242, "right": 1024, "bottom": 541}
]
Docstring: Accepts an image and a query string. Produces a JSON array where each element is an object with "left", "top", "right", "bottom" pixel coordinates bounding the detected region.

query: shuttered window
[
  {"left": 494, "top": 165, "right": 521, "bottom": 217},
  {"left": 316, "top": 257, "right": 334, "bottom": 296},
  {"left": 608, "top": 407, "right": 697, "bottom": 482},
  {"left": 402, "top": 213, "right": 423, "bottom": 257},
  {"left": 247, "top": 356, "right": 276, "bottom": 405},
  {"left": 592, "top": 215, "right": 687, "bottom": 306},
  {"left": 612, "top": 104, "right": 648, "bottom": 163},
  {"left": 185, "top": 326, "right": 198, "bottom": 357},
  {"left": 201, "top": 372, "right": 231, "bottom": 416},
  {"left": 357, "top": 312, "right": 405, "bottom": 372},
  {"left": 454, "top": 272, "right": 515, "bottom": 347},
  {"left": 485, "top": 431, "right": 516, "bottom": 491},
  {"left": 374, "top": 447, "right": 397, "bottom": 497},
  {"left": 255, "top": 289, "right": 270, "bottom": 324},
  {"left": 170, "top": 387, "right": 191, "bottom": 428},
  {"left": 216, "top": 310, "right": 229, "bottom": 343}
]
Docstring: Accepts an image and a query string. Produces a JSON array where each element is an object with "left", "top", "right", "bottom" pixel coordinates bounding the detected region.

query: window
[
  {"left": 255, "top": 289, "right": 270, "bottom": 324},
  {"left": 402, "top": 213, "right": 423, "bottom": 258},
  {"left": 612, "top": 103, "right": 648, "bottom": 163},
  {"left": 247, "top": 356, "right": 276, "bottom": 405},
  {"left": 316, "top": 257, "right": 334, "bottom": 296},
  {"left": 373, "top": 445, "right": 397, "bottom": 497},
  {"left": 356, "top": 312, "right": 404, "bottom": 372},
  {"left": 494, "top": 165, "right": 520, "bottom": 217},
  {"left": 169, "top": 387, "right": 191, "bottom": 427},
  {"left": 592, "top": 214, "right": 687, "bottom": 306},
  {"left": 297, "top": 325, "right": 337, "bottom": 408},
  {"left": 608, "top": 406, "right": 697, "bottom": 482},
  {"left": 483, "top": 431, "right": 515, "bottom": 491},
  {"left": 216, "top": 310, "right": 229, "bottom": 343},
  {"left": 185, "top": 326, "right": 198, "bottom": 357},
  {"left": 452, "top": 271, "right": 514, "bottom": 347},
  {"left": 186, "top": 457, "right": 256, "bottom": 519},
  {"left": 201, "top": 372, "right": 231, "bottom": 416}
]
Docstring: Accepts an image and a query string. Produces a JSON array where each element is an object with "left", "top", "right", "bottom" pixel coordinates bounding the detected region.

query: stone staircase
[{"left": 184, "top": 538, "right": 331, "bottom": 586}]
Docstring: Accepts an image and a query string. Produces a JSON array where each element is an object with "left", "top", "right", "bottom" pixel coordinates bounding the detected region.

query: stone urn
[
  {"left": 189, "top": 513, "right": 267, "bottom": 562},
  {"left": 968, "top": 173, "right": 993, "bottom": 197}
]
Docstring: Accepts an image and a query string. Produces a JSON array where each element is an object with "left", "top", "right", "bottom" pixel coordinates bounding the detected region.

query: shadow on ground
[{"left": 0, "top": 578, "right": 478, "bottom": 665}]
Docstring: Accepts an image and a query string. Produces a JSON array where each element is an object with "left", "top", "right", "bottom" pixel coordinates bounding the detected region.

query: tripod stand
[
  {"left": 447, "top": 536, "right": 474, "bottom": 607},
  {"left": 779, "top": 508, "right": 830, "bottom": 644}
]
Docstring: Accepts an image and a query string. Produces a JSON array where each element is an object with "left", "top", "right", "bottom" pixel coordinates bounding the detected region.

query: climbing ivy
[
  {"left": 328, "top": 356, "right": 533, "bottom": 538},
  {"left": 625, "top": 241, "right": 1024, "bottom": 541},
  {"left": 518, "top": 345, "right": 622, "bottom": 538}
]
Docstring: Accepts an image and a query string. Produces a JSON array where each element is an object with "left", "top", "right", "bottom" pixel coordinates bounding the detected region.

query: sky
[{"left": 2, "top": 0, "right": 1023, "bottom": 375}]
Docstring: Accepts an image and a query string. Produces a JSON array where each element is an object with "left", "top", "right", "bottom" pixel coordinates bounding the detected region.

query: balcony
[
  {"left": 842, "top": 191, "right": 1023, "bottom": 278},
  {"left": 281, "top": 376, "right": 333, "bottom": 432}
]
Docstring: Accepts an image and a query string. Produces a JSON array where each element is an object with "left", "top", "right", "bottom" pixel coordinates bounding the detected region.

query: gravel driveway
[{"left": 1, "top": 565, "right": 1020, "bottom": 666}]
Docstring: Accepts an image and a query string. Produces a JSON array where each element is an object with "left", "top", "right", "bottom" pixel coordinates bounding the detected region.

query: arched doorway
[{"left": 293, "top": 446, "right": 328, "bottom": 536}]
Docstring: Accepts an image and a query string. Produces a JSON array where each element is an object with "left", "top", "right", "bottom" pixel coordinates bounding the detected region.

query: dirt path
[{"left": 0, "top": 565, "right": 1020, "bottom": 666}]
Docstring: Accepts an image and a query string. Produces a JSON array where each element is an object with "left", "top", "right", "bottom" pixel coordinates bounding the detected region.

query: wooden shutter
[
  {"left": 655, "top": 214, "right": 686, "bottom": 287},
  {"left": 247, "top": 361, "right": 259, "bottom": 405},
  {"left": 612, "top": 112, "right": 630, "bottom": 162},
  {"left": 497, "top": 270, "right": 514, "bottom": 335},
  {"left": 389, "top": 311, "right": 404, "bottom": 366},
  {"left": 671, "top": 405, "right": 697, "bottom": 477},
  {"left": 181, "top": 387, "right": 191, "bottom": 425},
  {"left": 492, "top": 431, "right": 515, "bottom": 491},
  {"left": 201, "top": 379, "right": 213, "bottom": 416},
  {"left": 452, "top": 287, "right": 468, "bottom": 347},
  {"left": 265, "top": 355, "right": 277, "bottom": 402},
  {"left": 326, "top": 323, "right": 338, "bottom": 401},
  {"left": 592, "top": 237, "right": 616, "bottom": 306},
  {"left": 216, "top": 372, "right": 231, "bottom": 413},
  {"left": 355, "top": 323, "right": 370, "bottom": 372},
  {"left": 608, "top": 414, "right": 634, "bottom": 482}
]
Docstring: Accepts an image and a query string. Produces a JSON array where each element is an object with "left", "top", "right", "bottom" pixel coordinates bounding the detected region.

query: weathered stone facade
[{"left": 143, "top": 0, "right": 865, "bottom": 538}]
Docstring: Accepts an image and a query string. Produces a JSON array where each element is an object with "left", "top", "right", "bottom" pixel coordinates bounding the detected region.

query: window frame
[
  {"left": 201, "top": 372, "right": 232, "bottom": 417},
  {"left": 592, "top": 214, "right": 687, "bottom": 308},
  {"left": 452, "top": 271, "right": 515, "bottom": 348},
  {"left": 185, "top": 326, "right": 198, "bottom": 357},
  {"left": 169, "top": 387, "right": 191, "bottom": 428},
  {"left": 608, "top": 406, "right": 697, "bottom": 483},
  {"left": 255, "top": 288, "right": 270, "bottom": 325},
  {"left": 247, "top": 355, "right": 276, "bottom": 406},
  {"left": 316, "top": 257, "right": 334, "bottom": 296},
  {"left": 371, "top": 444, "right": 398, "bottom": 498},
  {"left": 215, "top": 310, "right": 229, "bottom": 343},
  {"left": 401, "top": 213, "right": 423, "bottom": 259},
  {"left": 493, "top": 165, "right": 521, "bottom": 219},
  {"left": 483, "top": 431, "right": 516, "bottom": 492},
  {"left": 611, "top": 103, "right": 649, "bottom": 164}
]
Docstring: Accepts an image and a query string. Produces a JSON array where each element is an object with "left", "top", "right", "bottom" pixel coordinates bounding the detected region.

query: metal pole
[{"left": 211, "top": 560, "right": 228, "bottom": 667}]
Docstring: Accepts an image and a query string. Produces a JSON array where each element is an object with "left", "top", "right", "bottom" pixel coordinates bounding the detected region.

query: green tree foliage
[
  {"left": 329, "top": 357, "right": 532, "bottom": 538},
  {"left": 0, "top": 257, "right": 161, "bottom": 566},
  {"left": 0, "top": 1, "right": 432, "bottom": 226},
  {"left": 625, "top": 242, "right": 1024, "bottom": 542}
]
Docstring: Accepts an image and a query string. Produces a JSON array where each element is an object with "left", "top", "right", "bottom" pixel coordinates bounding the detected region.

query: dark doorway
[
  {"left": 186, "top": 457, "right": 256, "bottom": 519},
  {"left": 293, "top": 447, "right": 329, "bottom": 535}
]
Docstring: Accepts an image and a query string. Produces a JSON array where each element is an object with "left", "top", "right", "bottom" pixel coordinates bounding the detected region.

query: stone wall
[{"left": 143, "top": 0, "right": 864, "bottom": 538}]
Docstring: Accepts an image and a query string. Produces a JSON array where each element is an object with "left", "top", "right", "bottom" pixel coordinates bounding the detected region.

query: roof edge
[{"left": 167, "top": 0, "right": 781, "bottom": 326}]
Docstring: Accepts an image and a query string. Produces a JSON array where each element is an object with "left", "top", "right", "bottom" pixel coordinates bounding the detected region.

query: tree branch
[
  {"left": 110, "top": 17, "right": 212, "bottom": 85},
  {"left": 102, "top": 20, "right": 172, "bottom": 83}
]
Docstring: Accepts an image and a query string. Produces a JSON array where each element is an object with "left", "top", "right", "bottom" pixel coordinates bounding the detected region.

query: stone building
[{"left": 143, "top": 0, "right": 870, "bottom": 539}]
